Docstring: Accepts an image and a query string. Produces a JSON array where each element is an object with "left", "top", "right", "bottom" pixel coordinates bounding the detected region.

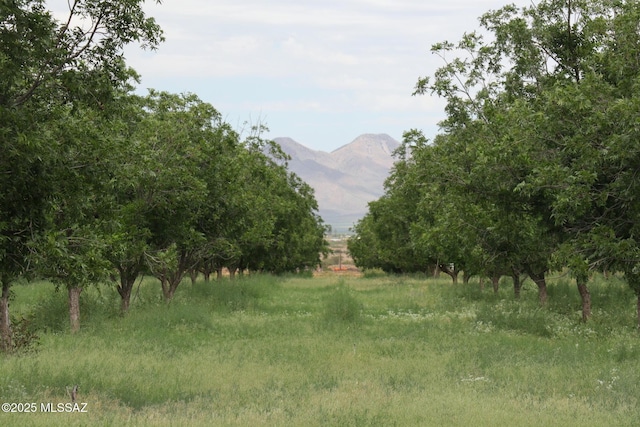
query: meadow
[{"left": 1, "top": 272, "right": 639, "bottom": 426}]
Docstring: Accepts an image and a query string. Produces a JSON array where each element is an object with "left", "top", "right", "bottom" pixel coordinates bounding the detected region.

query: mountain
[{"left": 272, "top": 134, "right": 400, "bottom": 233}]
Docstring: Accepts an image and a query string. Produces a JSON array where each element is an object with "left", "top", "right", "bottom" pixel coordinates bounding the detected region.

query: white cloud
[
  {"left": 45, "top": 0, "right": 533, "bottom": 151},
  {"left": 280, "top": 36, "right": 360, "bottom": 66}
]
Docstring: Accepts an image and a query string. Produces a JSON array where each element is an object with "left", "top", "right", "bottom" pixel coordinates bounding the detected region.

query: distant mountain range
[{"left": 272, "top": 134, "right": 400, "bottom": 233}]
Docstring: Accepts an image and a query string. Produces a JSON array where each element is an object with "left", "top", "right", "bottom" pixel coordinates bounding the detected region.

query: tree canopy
[
  {"left": 1, "top": 0, "right": 328, "bottom": 347},
  {"left": 349, "top": 0, "right": 640, "bottom": 326}
]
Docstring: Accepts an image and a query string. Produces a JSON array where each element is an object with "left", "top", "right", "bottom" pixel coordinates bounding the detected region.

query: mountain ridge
[{"left": 272, "top": 134, "right": 399, "bottom": 232}]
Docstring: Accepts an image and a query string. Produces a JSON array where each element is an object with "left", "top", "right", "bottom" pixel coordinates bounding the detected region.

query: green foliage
[
  {"left": 362, "top": 268, "right": 388, "bottom": 278},
  {"left": 28, "top": 290, "right": 69, "bottom": 334},
  {"left": 0, "top": 0, "right": 163, "bottom": 343},
  {"left": 191, "top": 276, "right": 276, "bottom": 313},
  {"left": 322, "top": 281, "right": 363, "bottom": 325},
  {"left": 7, "top": 315, "right": 40, "bottom": 354},
  {"left": 1, "top": 1, "right": 329, "bottom": 339},
  {"left": 352, "top": 0, "right": 640, "bottom": 324}
]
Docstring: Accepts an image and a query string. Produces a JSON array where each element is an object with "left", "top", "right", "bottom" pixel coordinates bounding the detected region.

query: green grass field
[{"left": 1, "top": 273, "right": 639, "bottom": 426}]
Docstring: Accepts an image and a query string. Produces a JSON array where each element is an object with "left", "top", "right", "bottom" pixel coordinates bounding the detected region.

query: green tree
[
  {"left": 98, "top": 93, "right": 154, "bottom": 312},
  {"left": 348, "top": 212, "right": 385, "bottom": 271},
  {"left": 1, "top": 0, "right": 162, "bottom": 338},
  {"left": 235, "top": 136, "right": 328, "bottom": 275},
  {"left": 28, "top": 105, "right": 130, "bottom": 333},
  {"left": 408, "top": 1, "right": 628, "bottom": 312},
  {"left": 191, "top": 118, "right": 245, "bottom": 281},
  {"left": 413, "top": 0, "right": 640, "bottom": 323},
  {"left": 130, "top": 91, "right": 215, "bottom": 300},
  {"left": 480, "top": 0, "right": 640, "bottom": 321},
  {"left": 349, "top": 134, "right": 430, "bottom": 275}
]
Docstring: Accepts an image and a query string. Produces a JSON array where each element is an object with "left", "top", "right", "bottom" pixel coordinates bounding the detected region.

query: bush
[
  {"left": 322, "top": 281, "right": 362, "bottom": 325},
  {"left": 362, "top": 268, "right": 387, "bottom": 278},
  {"left": 29, "top": 290, "right": 68, "bottom": 333},
  {"left": 8, "top": 315, "right": 40, "bottom": 354}
]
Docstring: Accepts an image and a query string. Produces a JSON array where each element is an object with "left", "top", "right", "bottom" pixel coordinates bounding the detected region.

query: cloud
[{"left": 46, "top": 0, "right": 533, "bottom": 151}]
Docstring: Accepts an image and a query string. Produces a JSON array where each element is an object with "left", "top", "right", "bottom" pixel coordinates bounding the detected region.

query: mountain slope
[{"left": 273, "top": 134, "right": 399, "bottom": 232}]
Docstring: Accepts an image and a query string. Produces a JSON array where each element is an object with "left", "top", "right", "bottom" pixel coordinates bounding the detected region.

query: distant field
[
  {"left": 322, "top": 238, "right": 357, "bottom": 272},
  {"left": 1, "top": 273, "right": 639, "bottom": 426}
]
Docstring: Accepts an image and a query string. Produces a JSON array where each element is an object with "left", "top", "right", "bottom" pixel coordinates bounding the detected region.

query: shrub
[
  {"left": 322, "top": 281, "right": 362, "bottom": 325},
  {"left": 362, "top": 268, "right": 387, "bottom": 278},
  {"left": 8, "top": 315, "right": 40, "bottom": 354},
  {"left": 29, "top": 290, "right": 68, "bottom": 333}
]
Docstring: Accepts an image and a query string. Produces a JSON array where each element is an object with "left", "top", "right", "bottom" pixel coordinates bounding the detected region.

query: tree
[
  {"left": 234, "top": 136, "right": 328, "bottom": 275},
  {"left": 1, "top": 0, "right": 163, "bottom": 338},
  {"left": 478, "top": 0, "right": 640, "bottom": 321},
  {"left": 191, "top": 119, "right": 245, "bottom": 281},
  {"left": 100, "top": 95, "right": 153, "bottom": 312},
  {"left": 412, "top": 0, "right": 640, "bottom": 323},
  {"left": 349, "top": 133, "right": 432, "bottom": 275},
  {"left": 130, "top": 91, "right": 216, "bottom": 300},
  {"left": 28, "top": 105, "right": 127, "bottom": 333},
  {"left": 348, "top": 213, "right": 383, "bottom": 271}
]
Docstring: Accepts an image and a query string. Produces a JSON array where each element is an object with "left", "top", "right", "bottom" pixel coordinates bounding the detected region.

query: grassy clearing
[{"left": 1, "top": 274, "right": 639, "bottom": 426}]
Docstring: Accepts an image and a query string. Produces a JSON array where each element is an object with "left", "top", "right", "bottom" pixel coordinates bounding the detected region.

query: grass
[{"left": 1, "top": 273, "right": 639, "bottom": 426}]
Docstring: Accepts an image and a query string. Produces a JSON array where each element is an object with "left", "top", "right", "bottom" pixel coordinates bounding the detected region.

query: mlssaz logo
[{"left": 41, "top": 402, "right": 88, "bottom": 413}]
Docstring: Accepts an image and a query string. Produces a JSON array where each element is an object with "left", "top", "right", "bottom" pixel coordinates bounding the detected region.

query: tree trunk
[
  {"left": 202, "top": 263, "right": 212, "bottom": 283},
  {"left": 189, "top": 269, "right": 198, "bottom": 285},
  {"left": 0, "top": 279, "right": 12, "bottom": 352},
  {"left": 160, "top": 277, "right": 171, "bottom": 300},
  {"left": 433, "top": 263, "right": 441, "bottom": 278},
  {"left": 164, "top": 264, "right": 188, "bottom": 300},
  {"left": 529, "top": 271, "right": 548, "bottom": 306},
  {"left": 491, "top": 275, "right": 500, "bottom": 294},
  {"left": 161, "top": 275, "right": 183, "bottom": 301},
  {"left": 463, "top": 273, "right": 471, "bottom": 285},
  {"left": 439, "top": 264, "right": 458, "bottom": 284},
  {"left": 68, "top": 286, "right": 82, "bottom": 334},
  {"left": 512, "top": 271, "right": 521, "bottom": 299},
  {"left": 229, "top": 267, "right": 236, "bottom": 280},
  {"left": 216, "top": 267, "right": 223, "bottom": 280},
  {"left": 169, "top": 275, "right": 182, "bottom": 299},
  {"left": 116, "top": 266, "right": 139, "bottom": 314},
  {"left": 576, "top": 279, "right": 591, "bottom": 322},
  {"left": 120, "top": 287, "right": 131, "bottom": 313},
  {"left": 479, "top": 277, "right": 485, "bottom": 291},
  {"left": 156, "top": 249, "right": 191, "bottom": 301}
]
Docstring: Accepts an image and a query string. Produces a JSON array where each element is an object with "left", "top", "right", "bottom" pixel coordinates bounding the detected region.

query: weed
[
  {"left": 8, "top": 315, "right": 40, "bottom": 354},
  {"left": 29, "top": 289, "right": 68, "bottom": 333},
  {"left": 322, "top": 281, "right": 363, "bottom": 325},
  {"left": 362, "top": 268, "right": 387, "bottom": 278}
]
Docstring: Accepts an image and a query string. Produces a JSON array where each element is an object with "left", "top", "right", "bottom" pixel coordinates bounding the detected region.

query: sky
[{"left": 51, "top": 0, "right": 533, "bottom": 153}]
